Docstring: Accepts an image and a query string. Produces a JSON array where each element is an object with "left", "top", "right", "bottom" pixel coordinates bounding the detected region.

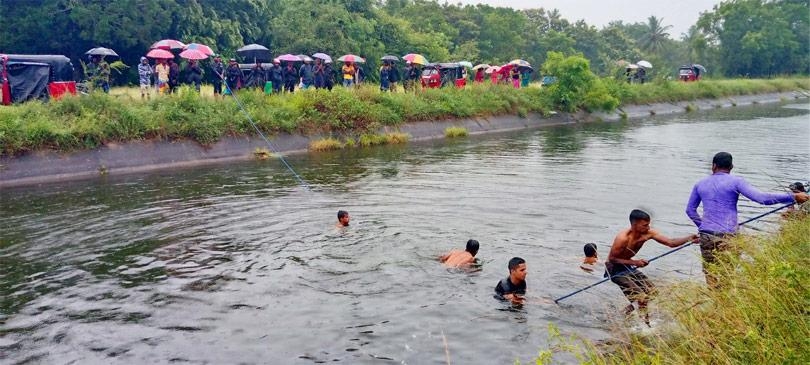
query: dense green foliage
[
  {"left": 1, "top": 0, "right": 806, "bottom": 83},
  {"left": 528, "top": 214, "right": 810, "bottom": 364}
]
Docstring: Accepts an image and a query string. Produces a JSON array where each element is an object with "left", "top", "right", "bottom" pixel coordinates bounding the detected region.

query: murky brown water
[{"left": 1, "top": 103, "right": 808, "bottom": 364}]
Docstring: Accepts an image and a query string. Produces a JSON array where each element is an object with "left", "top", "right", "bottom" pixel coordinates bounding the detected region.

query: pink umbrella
[
  {"left": 151, "top": 39, "right": 186, "bottom": 50},
  {"left": 179, "top": 49, "right": 208, "bottom": 60},
  {"left": 337, "top": 54, "right": 365, "bottom": 63},
  {"left": 275, "top": 54, "right": 302, "bottom": 62},
  {"left": 184, "top": 43, "right": 214, "bottom": 56},
  {"left": 146, "top": 48, "right": 174, "bottom": 59}
]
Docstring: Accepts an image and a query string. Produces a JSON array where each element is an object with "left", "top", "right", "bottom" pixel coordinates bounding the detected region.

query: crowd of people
[{"left": 118, "top": 54, "right": 538, "bottom": 98}]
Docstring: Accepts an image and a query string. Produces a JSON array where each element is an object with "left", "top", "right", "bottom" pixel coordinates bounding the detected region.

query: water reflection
[{"left": 1, "top": 102, "right": 807, "bottom": 363}]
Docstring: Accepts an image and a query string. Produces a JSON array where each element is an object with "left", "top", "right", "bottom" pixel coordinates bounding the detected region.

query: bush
[{"left": 444, "top": 126, "right": 469, "bottom": 138}]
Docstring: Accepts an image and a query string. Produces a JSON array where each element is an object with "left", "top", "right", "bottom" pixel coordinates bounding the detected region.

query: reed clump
[{"left": 444, "top": 126, "right": 469, "bottom": 138}]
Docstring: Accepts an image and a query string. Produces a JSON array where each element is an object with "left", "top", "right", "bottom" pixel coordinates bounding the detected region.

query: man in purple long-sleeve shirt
[{"left": 686, "top": 152, "right": 808, "bottom": 287}]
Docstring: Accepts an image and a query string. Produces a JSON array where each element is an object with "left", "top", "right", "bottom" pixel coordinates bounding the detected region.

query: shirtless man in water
[
  {"left": 335, "top": 210, "right": 350, "bottom": 228},
  {"left": 607, "top": 209, "right": 698, "bottom": 325},
  {"left": 439, "top": 239, "right": 479, "bottom": 267}
]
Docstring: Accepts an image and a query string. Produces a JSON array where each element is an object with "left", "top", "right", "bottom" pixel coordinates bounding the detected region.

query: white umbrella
[
  {"left": 637, "top": 60, "right": 653, "bottom": 68},
  {"left": 627, "top": 64, "right": 639, "bottom": 69}
]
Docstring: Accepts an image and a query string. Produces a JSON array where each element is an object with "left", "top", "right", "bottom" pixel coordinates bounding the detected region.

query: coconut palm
[{"left": 641, "top": 16, "right": 673, "bottom": 54}]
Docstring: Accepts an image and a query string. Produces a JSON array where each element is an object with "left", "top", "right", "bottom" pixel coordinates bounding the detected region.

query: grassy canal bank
[
  {"left": 528, "top": 214, "right": 810, "bottom": 364},
  {"left": 0, "top": 77, "right": 808, "bottom": 156}
]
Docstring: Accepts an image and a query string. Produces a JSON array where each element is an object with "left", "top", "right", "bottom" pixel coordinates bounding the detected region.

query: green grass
[
  {"left": 0, "top": 78, "right": 807, "bottom": 156},
  {"left": 526, "top": 214, "right": 810, "bottom": 365},
  {"left": 444, "top": 126, "right": 469, "bottom": 138}
]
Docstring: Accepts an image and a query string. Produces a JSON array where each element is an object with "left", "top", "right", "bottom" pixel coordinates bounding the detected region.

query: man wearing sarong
[{"left": 607, "top": 209, "right": 697, "bottom": 325}]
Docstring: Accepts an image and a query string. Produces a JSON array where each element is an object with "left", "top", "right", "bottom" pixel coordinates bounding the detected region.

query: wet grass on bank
[
  {"left": 527, "top": 214, "right": 810, "bottom": 364},
  {"left": 0, "top": 77, "right": 807, "bottom": 156}
]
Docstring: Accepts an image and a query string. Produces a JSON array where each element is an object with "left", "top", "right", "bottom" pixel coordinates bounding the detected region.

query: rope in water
[
  {"left": 553, "top": 202, "right": 795, "bottom": 304},
  {"left": 217, "top": 67, "right": 311, "bottom": 190}
]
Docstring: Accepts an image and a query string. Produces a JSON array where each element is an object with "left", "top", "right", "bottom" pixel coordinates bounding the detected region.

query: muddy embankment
[{"left": 1, "top": 91, "right": 807, "bottom": 188}]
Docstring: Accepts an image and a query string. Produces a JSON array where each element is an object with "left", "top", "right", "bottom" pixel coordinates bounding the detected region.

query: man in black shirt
[{"left": 494, "top": 257, "right": 527, "bottom": 304}]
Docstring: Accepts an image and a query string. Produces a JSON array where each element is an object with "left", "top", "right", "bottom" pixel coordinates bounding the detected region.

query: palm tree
[{"left": 642, "top": 16, "right": 673, "bottom": 54}]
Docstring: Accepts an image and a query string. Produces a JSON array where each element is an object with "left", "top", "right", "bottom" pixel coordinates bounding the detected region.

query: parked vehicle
[
  {"left": 678, "top": 64, "right": 706, "bottom": 82},
  {"left": 1, "top": 54, "right": 76, "bottom": 105},
  {"left": 421, "top": 63, "right": 466, "bottom": 89}
]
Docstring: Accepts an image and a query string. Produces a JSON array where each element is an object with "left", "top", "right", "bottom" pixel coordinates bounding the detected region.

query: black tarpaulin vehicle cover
[
  {"left": 6, "top": 62, "right": 51, "bottom": 103},
  {"left": 3, "top": 54, "right": 74, "bottom": 81}
]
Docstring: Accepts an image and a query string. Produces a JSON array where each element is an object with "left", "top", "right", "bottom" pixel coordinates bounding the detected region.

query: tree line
[{"left": 1, "top": 0, "right": 806, "bottom": 84}]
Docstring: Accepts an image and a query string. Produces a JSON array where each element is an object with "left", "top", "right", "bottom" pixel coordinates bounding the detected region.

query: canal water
[{"left": 1, "top": 103, "right": 808, "bottom": 364}]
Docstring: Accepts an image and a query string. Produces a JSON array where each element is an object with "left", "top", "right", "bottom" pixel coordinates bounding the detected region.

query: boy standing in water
[
  {"left": 494, "top": 257, "right": 527, "bottom": 305},
  {"left": 439, "top": 239, "right": 479, "bottom": 268},
  {"left": 335, "top": 210, "right": 350, "bottom": 228},
  {"left": 607, "top": 209, "right": 697, "bottom": 325}
]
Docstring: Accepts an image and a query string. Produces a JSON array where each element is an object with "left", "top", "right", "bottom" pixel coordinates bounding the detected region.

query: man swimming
[
  {"left": 336, "top": 210, "right": 350, "bottom": 228},
  {"left": 439, "top": 239, "right": 479, "bottom": 268},
  {"left": 580, "top": 243, "right": 599, "bottom": 273},
  {"left": 607, "top": 209, "right": 697, "bottom": 325},
  {"left": 494, "top": 257, "right": 527, "bottom": 305}
]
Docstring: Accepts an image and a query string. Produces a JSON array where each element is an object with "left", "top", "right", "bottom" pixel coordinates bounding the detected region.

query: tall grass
[
  {"left": 528, "top": 215, "right": 810, "bottom": 364},
  {"left": 0, "top": 78, "right": 806, "bottom": 156}
]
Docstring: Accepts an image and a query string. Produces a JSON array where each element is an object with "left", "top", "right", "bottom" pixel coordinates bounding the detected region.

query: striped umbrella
[
  {"left": 337, "top": 54, "right": 365, "bottom": 63},
  {"left": 402, "top": 53, "right": 427, "bottom": 65},
  {"left": 146, "top": 48, "right": 174, "bottom": 59},
  {"left": 509, "top": 59, "right": 531, "bottom": 68},
  {"left": 151, "top": 39, "right": 186, "bottom": 50},
  {"left": 184, "top": 43, "right": 214, "bottom": 56},
  {"left": 179, "top": 49, "right": 208, "bottom": 60}
]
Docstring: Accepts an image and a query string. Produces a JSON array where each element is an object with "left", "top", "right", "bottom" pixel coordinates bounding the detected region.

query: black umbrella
[
  {"left": 85, "top": 47, "right": 119, "bottom": 58},
  {"left": 237, "top": 44, "right": 271, "bottom": 62},
  {"left": 381, "top": 55, "right": 399, "bottom": 62}
]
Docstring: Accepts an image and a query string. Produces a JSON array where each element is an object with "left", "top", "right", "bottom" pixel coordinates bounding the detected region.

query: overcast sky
[{"left": 452, "top": 0, "right": 722, "bottom": 37}]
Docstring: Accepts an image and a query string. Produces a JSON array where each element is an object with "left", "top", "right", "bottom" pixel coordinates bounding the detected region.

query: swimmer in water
[
  {"left": 439, "top": 239, "right": 479, "bottom": 268},
  {"left": 336, "top": 210, "right": 350, "bottom": 228},
  {"left": 580, "top": 242, "right": 599, "bottom": 273},
  {"left": 494, "top": 257, "right": 527, "bottom": 305}
]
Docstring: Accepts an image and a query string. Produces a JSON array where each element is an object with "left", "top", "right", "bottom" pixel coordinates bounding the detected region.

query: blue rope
[
  {"left": 218, "top": 67, "right": 310, "bottom": 190},
  {"left": 553, "top": 202, "right": 795, "bottom": 304}
]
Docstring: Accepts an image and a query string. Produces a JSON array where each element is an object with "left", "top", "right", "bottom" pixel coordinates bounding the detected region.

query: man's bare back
[{"left": 440, "top": 250, "right": 475, "bottom": 267}]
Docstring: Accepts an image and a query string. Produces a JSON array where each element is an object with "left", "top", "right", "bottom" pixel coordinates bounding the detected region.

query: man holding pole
[
  {"left": 606, "top": 209, "right": 697, "bottom": 325},
  {"left": 685, "top": 152, "right": 808, "bottom": 287}
]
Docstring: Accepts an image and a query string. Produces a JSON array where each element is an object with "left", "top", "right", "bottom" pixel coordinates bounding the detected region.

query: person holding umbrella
[
  {"left": 342, "top": 62, "right": 355, "bottom": 88},
  {"left": 155, "top": 59, "right": 170, "bottom": 94},
  {"left": 299, "top": 59, "right": 314, "bottom": 90},
  {"left": 168, "top": 59, "right": 180, "bottom": 94},
  {"left": 313, "top": 58, "right": 326, "bottom": 89},
  {"left": 379, "top": 62, "right": 391, "bottom": 92},
  {"left": 211, "top": 56, "right": 225, "bottom": 97},
  {"left": 389, "top": 62, "right": 400, "bottom": 92},
  {"left": 186, "top": 59, "right": 203, "bottom": 92},
  {"left": 249, "top": 61, "right": 265, "bottom": 89},
  {"left": 283, "top": 61, "right": 298, "bottom": 93},
  {"left": 225, "top": 58, "right": 243, "bottom": 94},
  {"left": 520, "top": 67, "right": 532, "bottom": 88},
  {"left": 138, "top": 57, "right": 153, "bottom": 99},
  {"left": 324, "top": 61, "right": 335, "bottom": 91},
  {"left": 270, "top": 60, "right": 283, "bottom": 94}
]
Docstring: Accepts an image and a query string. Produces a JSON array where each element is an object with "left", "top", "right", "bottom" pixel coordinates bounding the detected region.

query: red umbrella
[
  {"left": 184, "top": 43, "right": 214, "bottom": 56},
  {"left": 146, "top": 49, "right": 174, "bottom": 59},
  {"left": 179, "top": 49, "right": 208, "bottom": 60},
  {"left": 151, "top": 39, "right": 186, "bottom": 50},
  {"left": 337, "top": 54, "right": 365, "bottom": 63}
]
